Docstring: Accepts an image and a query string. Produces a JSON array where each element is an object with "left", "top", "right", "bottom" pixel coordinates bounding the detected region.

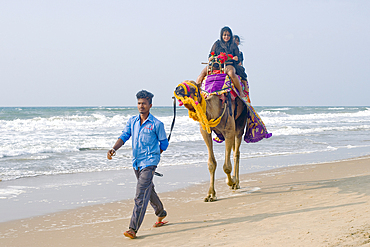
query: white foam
[
  {"left": 270, "top": 125, "right": 370, "bottom": 136},
  {"left": 0, "top": 186, "right": 34, "bottom": 198},
  {"left": 1, "top": 106, "right": 370, "bottom": 181},
  {"left": 267, "top": 107, "right": 291, "bottom": 111}
]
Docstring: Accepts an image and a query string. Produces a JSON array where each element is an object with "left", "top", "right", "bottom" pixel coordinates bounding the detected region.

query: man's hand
[
  {"left": 107, "top": 139, "right": 124, "bottom": 160},
  {"left": 107, "top": 149, "right": 116, "bottom": 160}
]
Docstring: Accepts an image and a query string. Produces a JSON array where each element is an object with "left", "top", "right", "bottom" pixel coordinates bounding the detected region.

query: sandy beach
[{"left": 1, "top": 156, "right": 370, "bottom": 246}]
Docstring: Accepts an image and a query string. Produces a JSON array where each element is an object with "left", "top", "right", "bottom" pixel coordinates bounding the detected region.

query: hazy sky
[{"left": 1, "top": 0, "right": 369, "bottom": 106}]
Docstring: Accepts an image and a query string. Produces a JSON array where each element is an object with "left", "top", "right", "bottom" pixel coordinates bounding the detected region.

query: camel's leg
[
  {"left": 200, "top": 128, "right": 217, "bottom": 202},
  {"left": 232, "top": 135, "right": 243, "bottom": 190},
  {"left": 223, "top": 133, "right": 235, "bottom": 188},
  {"left": 232, "top": 99, "right": 248, "bottom": 190}
]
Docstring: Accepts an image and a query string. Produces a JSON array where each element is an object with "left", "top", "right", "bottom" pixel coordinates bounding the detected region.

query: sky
[{"left": 0, "top": 0, "right": 369, "bottom": 107}]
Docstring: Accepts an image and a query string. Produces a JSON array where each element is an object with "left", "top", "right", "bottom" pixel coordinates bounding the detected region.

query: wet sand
[{"left": 1, "top": 156, "right": 370, "bottom": 246}]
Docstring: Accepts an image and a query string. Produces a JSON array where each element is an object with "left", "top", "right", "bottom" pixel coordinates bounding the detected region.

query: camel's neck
[{"left": 205, "top": 95, "right": 223, "bottom": 120}]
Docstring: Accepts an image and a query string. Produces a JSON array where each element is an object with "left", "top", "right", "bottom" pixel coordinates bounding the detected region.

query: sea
[{"left": 1, "top": 106, "right": 370, "bottom": 222}]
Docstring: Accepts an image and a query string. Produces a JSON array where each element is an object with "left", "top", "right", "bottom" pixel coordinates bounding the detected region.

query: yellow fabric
[{"left": 174, "top": 81, "right": 224, "bottom": 133}]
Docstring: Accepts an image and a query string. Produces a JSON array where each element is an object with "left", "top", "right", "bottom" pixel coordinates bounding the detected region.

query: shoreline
[
  {"left": 1, "top": 148, "right": 369, "bottom": 223},
  {"left": 1, "top": 155, "right": 370, "bottom": 246}
]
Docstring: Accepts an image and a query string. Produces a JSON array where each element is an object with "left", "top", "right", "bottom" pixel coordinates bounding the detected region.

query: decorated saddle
[{"left": 201, "top": 73, "right": 272, "bottom": 143}]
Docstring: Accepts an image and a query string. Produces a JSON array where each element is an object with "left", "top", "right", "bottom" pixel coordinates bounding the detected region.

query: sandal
[
  {"left": 123, "top": 229, "right": 137, "bottom": 239},
  {"left": 153, "top": 220, "right": 169, "bottom": 227}
]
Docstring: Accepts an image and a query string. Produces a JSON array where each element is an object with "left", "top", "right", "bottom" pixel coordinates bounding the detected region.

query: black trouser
[
  {"left": 235, "top": 65, "right": 247, "bottom": 81},
  {"left": 129, "top": 166, "right": 167, "bottom": 232}
]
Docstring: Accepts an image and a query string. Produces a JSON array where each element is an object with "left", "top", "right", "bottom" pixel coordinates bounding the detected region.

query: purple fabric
[
  {"left": 244, "top": 130, "right": 272, "bottom": 143},
  {"left": 213, "top": 138, "right": 224, "bottom": 143},
  {"left": 243, "top": 103, "right": 272, "bottom": 143},
  {"left": 213, "top": 132, "right": 225, "bottom": 143},
  {"left": 204, "top": 74, "right": 229, "bottom": 93}
]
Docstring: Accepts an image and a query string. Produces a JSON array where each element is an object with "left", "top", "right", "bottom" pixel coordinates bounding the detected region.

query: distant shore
[{"left": 1, "top": 156, "right": 370, "bottom": 246}]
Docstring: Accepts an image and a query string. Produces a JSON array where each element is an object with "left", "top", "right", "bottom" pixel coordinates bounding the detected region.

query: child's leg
[
  {"left": 196, "top": 67, "right": 207, "bottom": 85},
  {"left": 226, "top": 65, "right": 246, "bottom": 97},
  {"left": 235, "top": 65, "right": 248, "bottom": 89}
]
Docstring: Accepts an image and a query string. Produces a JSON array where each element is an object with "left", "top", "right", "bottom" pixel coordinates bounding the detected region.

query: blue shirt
[{"left": 119, "top": 113, "right": 169, "bottom": 170}]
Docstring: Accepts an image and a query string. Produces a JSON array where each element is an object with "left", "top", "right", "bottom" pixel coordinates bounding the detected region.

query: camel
[{"left": 174, "top": 80, "right": 248, "bottom": 202}]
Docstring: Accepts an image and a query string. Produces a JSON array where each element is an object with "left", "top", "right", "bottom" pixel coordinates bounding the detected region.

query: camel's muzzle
[
  {"left": 174, "top": 81, "right": 200, "bottom": 109},
  {"left": 175, "top": 85, "right": 186, "bottom": 98}
]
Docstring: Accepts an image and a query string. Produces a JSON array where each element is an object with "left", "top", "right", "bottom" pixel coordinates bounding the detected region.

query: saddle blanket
[{"left": 201, "top": 73, "right": 272, "bottom": 143}]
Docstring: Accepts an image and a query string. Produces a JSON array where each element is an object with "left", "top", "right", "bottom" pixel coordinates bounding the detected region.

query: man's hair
[{"left": 136, "top": 90, "right": 154, "bottom": 104}]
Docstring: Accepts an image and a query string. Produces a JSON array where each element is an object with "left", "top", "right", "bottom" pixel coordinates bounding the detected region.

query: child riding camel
[{"left": 196, "top": 26, "right": 247, "bottom": 100}]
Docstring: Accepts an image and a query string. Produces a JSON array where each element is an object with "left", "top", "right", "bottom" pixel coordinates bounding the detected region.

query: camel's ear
[{"left": 188, "top": 80, "right": 200, "bottom": 90}]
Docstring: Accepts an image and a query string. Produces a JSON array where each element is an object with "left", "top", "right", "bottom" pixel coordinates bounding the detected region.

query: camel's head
[{"left": 174, "top": 80, "right": 202, "bottom": 112}]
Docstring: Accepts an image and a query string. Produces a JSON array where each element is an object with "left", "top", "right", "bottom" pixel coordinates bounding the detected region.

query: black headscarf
[{"left": 219, "top": 26, "right": 233, "bottom": 53}]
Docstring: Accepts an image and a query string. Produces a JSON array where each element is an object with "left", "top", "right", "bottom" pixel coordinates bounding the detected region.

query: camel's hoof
[
  {"left": 230, "top": 184, "right": 240, "bottom": 190},
  {"left": 226, "top": 177, "right": 234, "bottom": 187},
  {"left": 204, "top": 196, "right": 217, "bottom": 202}
]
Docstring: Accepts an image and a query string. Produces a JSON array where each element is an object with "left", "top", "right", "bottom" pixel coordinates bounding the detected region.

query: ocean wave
[
  {"left": 259, "top": 111, "right": 290, "bottom": 118},
  {"left": 286, "top": 110, "right": 369, "bottom": 121},
  {"left": 0, "top": 114, "right": 131, "bottom": 131},
  {"left": 0, "top": 139, "right": 130, "bottom": 158},
  {"left": 0, "top": 161, "right": 133, "bottom": 181},
  {"left": 170, "top": 134, "right": 203, "bottom": 143},
  {"left": 2, "top": 107, "right": 369, "bottom": 134},
  {"left": 271, "top": 125, "right": 370, "bottom": 136},
  {"left": 1, "top": 143, "right": 369, "bottom": 182},
  {"left": 236, "top": 144, "right": 367, "bottom": 160},
  {"left": 256, "top": 109, "right": 370, "bottom": 130},
  {"left": 327, "top": 107, "right": 363, "bottom": 110},
  {"left": 1, "top": 106, "right": 370, "bottom": 182},
  {"left": 0, "top": 187, "right": 28, "bottom": 197},
  {"left": 0, "top": 113, "right": 192, "bottom": 133},
  {"left": 24, "top": 155, "right": 51, "bottom": 160},
  {"left": 267, "top": 107, "right": 291, "bottom": 111},
  {"left": 0, "top": 147, "right": 80, "bottom": 158},
  {"left": 328, "top": 107, "right": 345, "bottom": 110}
]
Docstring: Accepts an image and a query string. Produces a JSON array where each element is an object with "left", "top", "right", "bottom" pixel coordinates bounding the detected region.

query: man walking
[{"left": 107, "top": 90, "right": 169, "bottom": 239}]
